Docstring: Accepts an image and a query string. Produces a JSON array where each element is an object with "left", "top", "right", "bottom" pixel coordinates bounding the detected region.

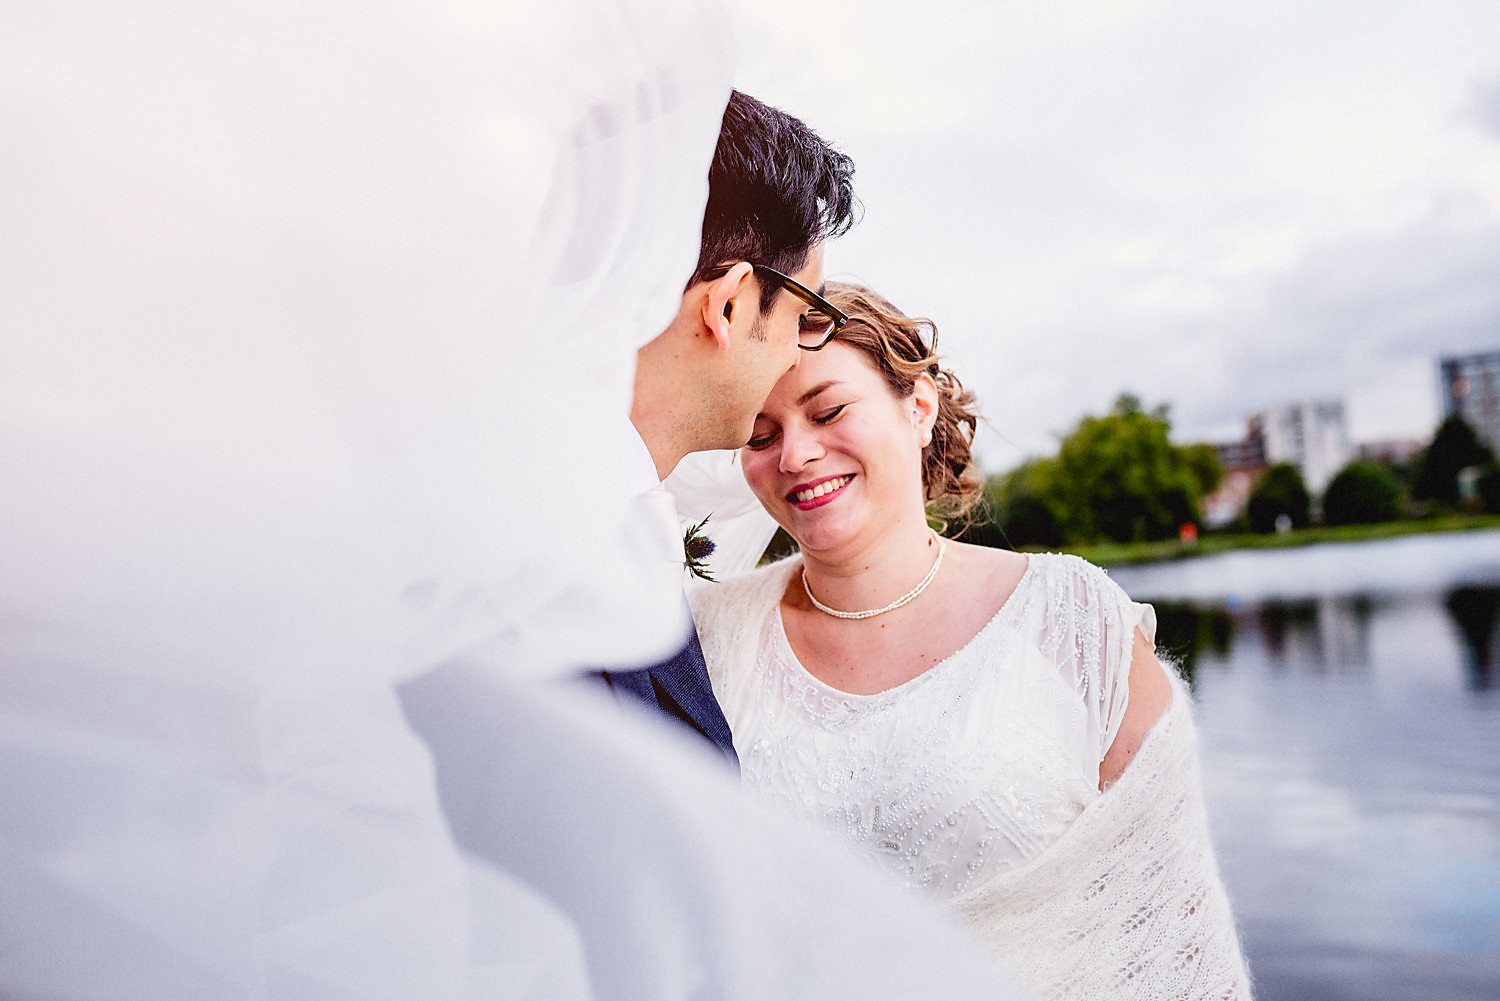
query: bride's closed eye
[
  {"left": 745, "top": 403, "right": 847, "bottom": 450},
  {"left": 746, "top": 425, "right": 778, "bottom": 450},
  {"left": 812, "top": 404, "right": 847, "bottom": 425}
]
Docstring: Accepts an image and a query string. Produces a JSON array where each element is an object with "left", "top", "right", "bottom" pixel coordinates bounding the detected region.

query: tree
[
  {"left": 1414, "top": 415, "right": 1494, "bottom": 507},
  {"left": 1322, "top": 460, "right": 1403, "bottom": 525},
  {"left": 1046, "top": 395, "right": 1214, "bottom": 543},
  {"left": 1477, "top": 463, "right": 1500, "bottom": 514},
  {"left": 1247, "top": 463, "right": 1310, "bottom": 533},
  {"left": 963, "top": 460, "right": 1064, "bottom": 550},
  {"left": 965, "top": 397, "right": 1226, "bottom": 548},
  {"left": 1181, "top": 442, "right": 1225, "bottom": 497},
  {"left": 999, "top": 490, "right": 1065, "bottom": 549}
]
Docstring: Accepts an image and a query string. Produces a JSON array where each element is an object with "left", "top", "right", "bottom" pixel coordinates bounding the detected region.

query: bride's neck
[{"left": 798, "top": 515, "right": 941, "bottom": 615}]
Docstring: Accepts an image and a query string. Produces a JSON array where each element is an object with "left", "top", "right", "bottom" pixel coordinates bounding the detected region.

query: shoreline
[{"left": 1040, "top": 515, "right": 1500, "bottom": 568}]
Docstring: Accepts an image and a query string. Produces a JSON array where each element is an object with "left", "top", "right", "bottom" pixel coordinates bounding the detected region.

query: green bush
[
  {"left": 1247, "top": 463, "right": 1311, "bottom": 533},
  {"left": 1322, "top": 461, "right": 1403, "bottom": 526}
]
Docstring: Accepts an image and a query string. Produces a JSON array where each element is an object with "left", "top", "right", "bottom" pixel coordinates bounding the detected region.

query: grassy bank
[{"left": 1050, "top": 515, "right": 1500, "bottom": 568}]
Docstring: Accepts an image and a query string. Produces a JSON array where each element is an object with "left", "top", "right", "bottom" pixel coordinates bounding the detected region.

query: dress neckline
[{"left": 772, "top": 553, "right": 1040, "bottom": 702}]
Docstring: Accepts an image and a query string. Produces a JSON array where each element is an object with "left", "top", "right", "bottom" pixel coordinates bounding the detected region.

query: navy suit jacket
[{"left": 601, "top": 626, "right": 738, "bottom": 768}]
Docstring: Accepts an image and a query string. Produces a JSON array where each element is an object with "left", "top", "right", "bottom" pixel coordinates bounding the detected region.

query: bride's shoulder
[
  {"left": 984, "top": 548, "right": 1135, "bottom": 614},
  {"left": 952, "top": 542, "right": 1109, "bottom": 589}
]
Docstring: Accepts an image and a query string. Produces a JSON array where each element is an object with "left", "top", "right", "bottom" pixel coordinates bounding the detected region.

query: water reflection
[
  {"left": 1111, "top": 533, "right": 1500, "bottom": 1001},
  {"left": 1149, "top": 595, "right": 1384, "bottom": 679},
  {"left": 1150, "top": 601, "right": 1233, "bottom": 684},
  {"left": 1444, "top": 586, "right": 1499, "bottom": 691},
  {"left": 1151, "top": 579, "right": 1500, "bottom": 692}
]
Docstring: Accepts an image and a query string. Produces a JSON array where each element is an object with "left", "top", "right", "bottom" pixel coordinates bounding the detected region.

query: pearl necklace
[{"left": 802, "top": 536, "right": 947, "bottom": 620}]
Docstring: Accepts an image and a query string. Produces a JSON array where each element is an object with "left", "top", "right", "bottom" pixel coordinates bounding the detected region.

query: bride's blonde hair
[{"left": 823, "top": 282, "right": 982, "bottom": 526}]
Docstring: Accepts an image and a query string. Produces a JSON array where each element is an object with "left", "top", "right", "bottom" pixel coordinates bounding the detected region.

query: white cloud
[
  {"left": 1254, "top": 87, "right": 1446, "bottom": 211},
  {"left": 733, "top": 0, "right": 1500, "bottom": 467},
  {"left": 1214, "top": 225, "right": 1308, "bottom": 277}
]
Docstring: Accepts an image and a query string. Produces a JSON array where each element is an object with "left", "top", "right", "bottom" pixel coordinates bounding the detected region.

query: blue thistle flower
[{"left": 683, "top": 514, "right": 717, "bottom": 582}]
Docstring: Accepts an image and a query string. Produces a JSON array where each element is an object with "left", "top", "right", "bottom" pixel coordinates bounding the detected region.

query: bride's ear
[{"left": 911, "top": 373, "right": 940, "bottom": 447}]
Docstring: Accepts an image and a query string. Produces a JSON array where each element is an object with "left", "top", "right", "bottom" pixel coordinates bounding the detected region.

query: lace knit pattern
[
  {"left": 693, "top": 554, "right": 1251, "bottom": 1000},
  {"left": 953, "top": 681, "right": 1251, "bottom": 999}
]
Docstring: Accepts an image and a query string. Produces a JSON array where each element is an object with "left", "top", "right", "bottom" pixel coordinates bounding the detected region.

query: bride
[{"left": 691, "top": 282, "right": 1252, "bottom": 999}]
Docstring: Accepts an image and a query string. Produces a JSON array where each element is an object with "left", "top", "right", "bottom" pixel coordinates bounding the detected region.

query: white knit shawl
[{"left": 951, "top": 676, "right": 1252, "bottom": 1000}]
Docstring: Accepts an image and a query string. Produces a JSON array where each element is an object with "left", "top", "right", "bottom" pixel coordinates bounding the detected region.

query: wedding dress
[
  {"left": 0, "top": 2, "right": 1027, "bottom": 998},
  {"left": 694, "top": 553, "right": 1253, "bottom": 999}
]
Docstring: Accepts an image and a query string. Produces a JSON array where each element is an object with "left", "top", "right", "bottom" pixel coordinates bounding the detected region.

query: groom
[{"left": 599, "top": 90, "right": 856, "bottom": 763}]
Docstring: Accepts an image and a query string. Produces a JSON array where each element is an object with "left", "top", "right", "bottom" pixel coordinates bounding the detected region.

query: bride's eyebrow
[{"left": 796, "top": 380, "right": 842, "bottom": 406}]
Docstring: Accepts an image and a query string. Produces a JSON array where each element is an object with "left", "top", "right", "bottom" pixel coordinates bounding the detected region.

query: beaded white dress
[{"left": 693, "top": 552, "right": 1253, "bottom": 999}]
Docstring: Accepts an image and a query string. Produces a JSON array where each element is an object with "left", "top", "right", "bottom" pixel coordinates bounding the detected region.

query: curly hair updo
[{"left": 823, "top": 282, "right": 982, "bottom": 525}]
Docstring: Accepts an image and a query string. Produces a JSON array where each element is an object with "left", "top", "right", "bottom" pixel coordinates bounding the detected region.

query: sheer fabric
[
  {"left": 0, "top": 2, "right": 1029, "bottom": 999},
  {"left": 0, "top": 0, "right": 733, "bottom": 688}
]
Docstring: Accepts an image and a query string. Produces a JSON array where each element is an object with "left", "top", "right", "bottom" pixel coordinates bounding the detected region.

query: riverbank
[
  {"left": 1054, "top": 514, "right": 1500, "bottom": 568},
  {"left": 1103, "top": 530, "right": 1500, "bottom": 1001}
]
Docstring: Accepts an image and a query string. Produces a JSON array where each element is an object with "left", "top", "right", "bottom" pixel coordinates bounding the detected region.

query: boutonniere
[{"left": 683, "top": 514, "right": 717, "bottom": 582}]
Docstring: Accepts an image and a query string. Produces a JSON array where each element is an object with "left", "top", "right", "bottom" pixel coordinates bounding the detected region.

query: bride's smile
[{"left": 787, "top": 473, "right": 856, "bottom": 509}]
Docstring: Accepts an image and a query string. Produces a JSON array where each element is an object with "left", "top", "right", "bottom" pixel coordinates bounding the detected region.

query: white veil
[{"left": 0, "top": 2, "right": 1027, "bottom": 997}]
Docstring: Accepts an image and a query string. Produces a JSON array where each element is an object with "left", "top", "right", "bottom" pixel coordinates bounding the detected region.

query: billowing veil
[{"left": 0, "top": 2, "right": 1026, "bottom": 998}]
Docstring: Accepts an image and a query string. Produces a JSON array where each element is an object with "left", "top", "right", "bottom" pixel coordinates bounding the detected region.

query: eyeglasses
[{"left": 701, "top": 262, "right": 848, "bottom": 351}]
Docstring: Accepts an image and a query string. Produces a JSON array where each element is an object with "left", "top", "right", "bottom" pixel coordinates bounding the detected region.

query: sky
[{"left": 732, "top": 0, "right": 1500, "bottom": 472}]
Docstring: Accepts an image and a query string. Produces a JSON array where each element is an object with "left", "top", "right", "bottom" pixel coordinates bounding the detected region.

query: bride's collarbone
[
  {"left": 781, "top": 602, "right": 968, "bottom": 694},
  {"left": 781, "top": 549, "right": 1028, "bottom": 693}
]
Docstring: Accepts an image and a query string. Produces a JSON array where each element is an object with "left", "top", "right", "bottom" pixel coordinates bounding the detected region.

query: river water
[{"left": 1110, "top": 531, "right": 1500, "bottom": 1001}]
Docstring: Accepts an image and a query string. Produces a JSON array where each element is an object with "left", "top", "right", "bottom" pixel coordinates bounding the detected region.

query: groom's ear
[{"left": 699, "top": 262, "right": 755, "bottom": 351}]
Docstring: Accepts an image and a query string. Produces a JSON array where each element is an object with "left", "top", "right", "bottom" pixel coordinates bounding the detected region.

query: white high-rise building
[{"left": 1253, "top": 400, "right": 1352, "bottom": 495}]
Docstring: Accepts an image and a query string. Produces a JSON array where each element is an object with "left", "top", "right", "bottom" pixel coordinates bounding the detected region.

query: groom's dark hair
[{"left": 691, "top": 90, "right": 858, "bottom": 312}]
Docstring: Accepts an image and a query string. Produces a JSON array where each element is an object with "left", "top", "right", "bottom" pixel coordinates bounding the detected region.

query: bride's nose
[{"left": 779, "top": 421, "right": 824, "bottom": 473}]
